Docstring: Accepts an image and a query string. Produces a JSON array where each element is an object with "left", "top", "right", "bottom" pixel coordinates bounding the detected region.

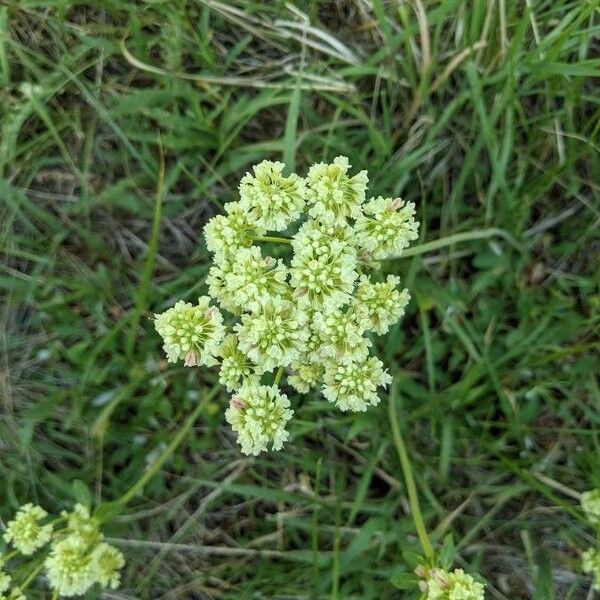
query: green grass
[{"left": 1, "top": 0, "right": 599, "bottom": 598}]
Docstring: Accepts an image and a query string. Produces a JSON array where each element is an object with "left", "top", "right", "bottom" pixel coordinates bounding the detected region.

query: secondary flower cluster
[
  {"left": 155, "top": 157, "right": 419, "bottom": 455},
  {"left": 2, "top": 503, "right": 124, "bottom": 597},
  {"left": 581, "top": 489, "right": 600, "bottom": 590},
  {"left": 418, "top": 567, "right": 485, "bottom": 600}
]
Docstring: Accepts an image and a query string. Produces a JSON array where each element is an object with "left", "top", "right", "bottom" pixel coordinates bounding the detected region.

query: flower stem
[
  {"left": 389, "top": 227, "right": 522, "bottom": 259},
  {"left": 118, "top": 386, "right": 219, "bottom": 506},
  {"left": 273, "top": 366, "right": 284, "bottom": 385},
  {"left": 388, "top": 382, "right": 435, "bottom": 562},
  {"left": 253, "top": 235, "right": 292, "bottom": 245},
  {"left": 20, "top": 560, "right": 45, "bottom": 590}
]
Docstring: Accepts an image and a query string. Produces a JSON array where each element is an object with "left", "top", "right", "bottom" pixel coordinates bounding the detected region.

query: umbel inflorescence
[
  {"left": 154, "top": 157, "right": 419, "bottom": 456},
  {"left": 1, "top": 503, "right": 124, "bottom": 598}
]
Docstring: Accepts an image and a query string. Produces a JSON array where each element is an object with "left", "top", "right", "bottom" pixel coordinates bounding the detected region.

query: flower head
[
  {"left": 352, "top": 274, "right": 410, "bottom": 334},
  {"left": 235, "top": 297, "right": 308, "bottom": 372},
  {"left": 225, "top": 383, "right": 293, "bottom": 455},
  {"left": 218, "top": 334, "right": 257, "bottom": 391},
  {"left": 290, "top": 221, "right": 358, "bottom": 311},
  {"left": 204, "top": 201, "right": 265, "bottom": 259},
  {"left": 91, "top": 543, "right": 125, "bottom": 590},
  {"left": 313, "top": 308, "right": 370, "bottom": 362},
  {"left": 355, "top": 196, "right": 419, "bottom": 259},
  {"left": 45, "top": 537, "right": 95, "bottom": 597},
  {"left": 3, "top": 504, "right": 52, "bottom": 555},
  {"left": 154, "top": 297, "right": 225, "bottom": 366},
  {"left": 322, "top": 356, "right": 391, "bottom": 412},
  {"left": 239, "top": 160, "right": 306, "bottom": 231},
  {"left": 581, "top": 489, "right": 600, "bottom": 526},
  {"left": 61, "top": 504, "right": 101, "bottom": 546},
  {"left": 583, "top": 547, "right": 600, "bottom": 590},
  {"left": 306, "top": 156, "right": 368, "bottom": 223},
  {"left": 220, "top": 246, "right": 289, "bottom": 314},
  {"left": 425, "top": 568, "right": 485, "bottom": 600},
  {"left": 288, "top": 361, "right": 323, "bottom": 394}
]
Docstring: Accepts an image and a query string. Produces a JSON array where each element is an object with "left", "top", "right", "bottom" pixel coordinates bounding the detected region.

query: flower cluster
[
  {"left": 581, "top": 489, "right": 600, "bottom": 590},
  {"left": 419, "top": 568, "right": 485, "bottom": 600},
  {"left": 155, "top": 157, "right": 419, "bottom": 455},
  {"left": 2, "top": 503, "right": 124, "bottom": 597}
]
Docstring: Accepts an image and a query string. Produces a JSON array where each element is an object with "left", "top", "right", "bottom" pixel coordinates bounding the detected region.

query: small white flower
[
  {"left": 221, "top": 246, "right": 289, "bottom": 313},
  {"left": 352, "top": 274, "right": 410, "bottom": 334},
  {"left": 583, "top": 547, "right": 600, "bottom": 591},
  {"left": 288, "top": 361, "right": 323, "bottom": 394},
  {"left": 225, "top": 383, "right": 293, "bottom": 455},
  {"left": 238, "top": 160, "right": 306, "bottom": 231},
  {"left": 355, "top": 196, "right": 419, "bottom": 259},
  {"left": 204, "top": 201, "right": 265, "bottom": 259},
  {"left": 218, "top": 334, "right": 257, "bottom": 391},
  {"left": 3, "top": 504, "right": 52, "bottom": 555},
  {"left": 305, "top": 156, "right": 368, "bottom": 223},
  {"left": 290, "top": 220, "right": 358, "bottom": 311},
  {"left": 154, "top": 297, "right": 225, "bottom": 366},
  {"left": 45, "top": 537, "right": 95, "bottom": 597},
  {"left": 322, "top": 357, "right": 391, "bottom": 412},
  {"left": 313, "top": 308, "right": 370, "bottom": 362},
  {"left": 581, "top": 489, "right": 600, "bottom": 526},
  {"left": 90, "top": 543, "right": 125, "bottom": 590},
  {"left": 424, "top": 568, "right": 485, "bottom": 600},
  {"left": 235, "top": 297, "right": 309, "bottom": 372}
]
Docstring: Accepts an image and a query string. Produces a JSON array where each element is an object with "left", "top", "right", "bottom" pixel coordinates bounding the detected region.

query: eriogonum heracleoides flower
[
  {"left": 220, "top": 245, "right": 289, "bottom": 313},
  {"left": 352, "top": 274, "right": 410, "bottom": 334},
  {"left": 61, "top": 504, "right": 101, "bottom": 545},
  {"left": 155, "top": 156, "right": 420, "bottom": 455},
  {"left": 225, "top": 383, "right": 293, "bottom": 455},
  {"left": 305, "top": 156, "right": 368, "bottom": 223},
  {"left": 91, "top": 543, "right": 125, "bottom": 589},
  {"left": 235, "top": 297, "right": 308, "bottom": 372},
  {"left": 3, "top": 503, "right": 52, "bottom": 555},
  {"left": 290, "top": 231, "right": 358, "bottom": 311},
  {"left": 218, "top": 334, "right": 256, "bottom": 391},
  {"left": 581, "top": 489, "right": 600, "bottom": 526},
  {"left": 45, "top": 537, "right": 95, "bottom": 597},
  {"left": 424, "top": 568, "right": 485, "bottom": 600},
  {"left": 322, "top": 356, "right": 392, "bottom": 412},
  {"left": 313, "top": 308, "right": 370, "bottom": 362},
  {"left": 583, "top": 547, "right": 600, "bottom": 591},
  {"left": 238, "top": 160, "right": 306, "bottom": 231},
  {"left": 288, "top": 361, "right": 323, "bottom": 394},
  {"left": 355, "top": 196, "right": 419, "bottom": 259},
  {"left": 204, "top": 201, "right": 264, "bottom": 258},
  {"left": 154, "top": 296, "right": 225, "bottom": 367}
]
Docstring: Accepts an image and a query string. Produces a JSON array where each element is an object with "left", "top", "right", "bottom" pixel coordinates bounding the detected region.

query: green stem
[
  {"left": 253, "top": 235, "right": 292, "bottom": 245},
  {"left": 273, "top": 366, "right": 284, "bottom": 385},
  {"left": 389, "top": 227, "right": 522, "bottom": 259},
  {"left": 118, "top": 386, "right": 219, "bottom": 506},
  {"left": 388, "top": 383, "right": 435, "bottom": 562},
  {"left": 20, "top": 560, "right": 45, "bottom": 590}
]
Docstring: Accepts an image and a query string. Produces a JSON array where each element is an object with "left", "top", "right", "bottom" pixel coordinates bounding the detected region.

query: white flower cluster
[
  {"left": 581, "top": 489, "right": 600, "bottom": 590},
  {"left": 2, "top": 503, "right": 124, "bottom": 597},
  {"left": 154, "top": 157, "right": 419, "bottom": 456},
  {"left": 419, "top": 567, "right": 485, "bottom": 600}
]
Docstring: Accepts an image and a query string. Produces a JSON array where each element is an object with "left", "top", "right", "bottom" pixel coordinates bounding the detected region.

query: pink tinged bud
[
  {"left": 264, "top": 257, "right": 276, "bottom": 268},
  {"left": 294, "top": 287, "right": 308, "bottom": 298},
  {"left": 389, "top": 197, "right": 404, "bottom": 211},
  {"left": 204, "top": 306, "right": 217, "bottom": 320},
  {"left": 184, "top": 351, "right": 199, "bottom": 367},
  {"left": 414, "top": 566, "right": 427, "bottom": 579},
  {"left": 230, "top": 396, "right": 247, "bottom": 411}
]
